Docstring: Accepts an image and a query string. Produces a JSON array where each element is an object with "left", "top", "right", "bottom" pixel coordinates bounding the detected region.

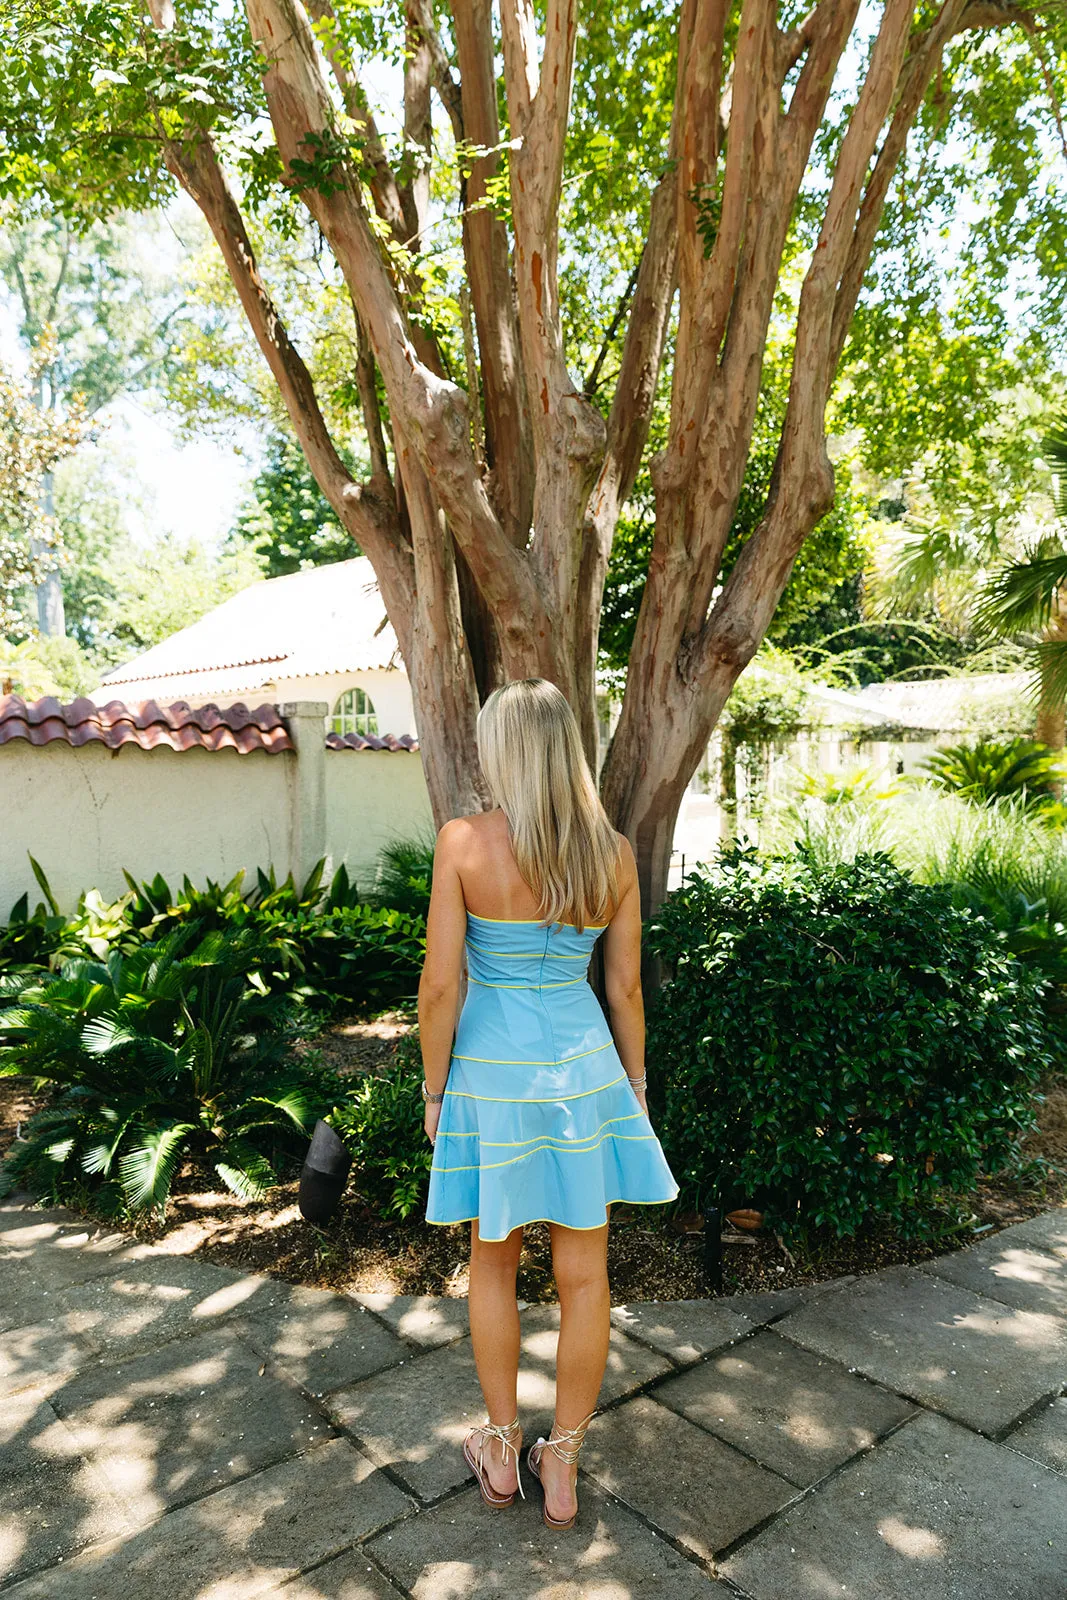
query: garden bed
[{"left": 4, "top": 1047, "right": 1063, "bottom": 1305}]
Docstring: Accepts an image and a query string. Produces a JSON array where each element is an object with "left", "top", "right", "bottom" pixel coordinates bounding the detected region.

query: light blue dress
[{"left": 425, "top": 912, "right": 679, "bottom": 1241}]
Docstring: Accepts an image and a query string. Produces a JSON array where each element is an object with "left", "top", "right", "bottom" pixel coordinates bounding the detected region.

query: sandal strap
[
  {"left": 536, "top": 1408, "right": 597, "bottom": 1466},
  {"left": 470, "top": 1417, "right": 525, "bottom": 1499}
]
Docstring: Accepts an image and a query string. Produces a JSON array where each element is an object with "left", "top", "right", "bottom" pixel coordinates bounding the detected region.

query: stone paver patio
[{"left": 1, "top": 1197, "right": 1065, "bottom": 1599}]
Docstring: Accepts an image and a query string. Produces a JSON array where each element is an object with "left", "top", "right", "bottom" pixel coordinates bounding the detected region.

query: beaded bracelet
[
  {"left": 421, "top": 1082, "right": 445, "bottom": 1104},
  {"left": 627, "top": 1074, "right": 648, "bottom": 1090}
]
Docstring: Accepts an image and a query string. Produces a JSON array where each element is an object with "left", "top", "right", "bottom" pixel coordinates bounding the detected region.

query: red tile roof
[
  {"left": 0, "top": 697, "right": 294, "bottom": 755},
  {"left": 326, "top": 731, "right": 419, "bottom": 752}
]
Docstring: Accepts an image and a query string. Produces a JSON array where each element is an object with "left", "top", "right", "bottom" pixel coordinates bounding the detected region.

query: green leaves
[{"left": 647, "top": 848, "right": 1052, "bottom": 1242}]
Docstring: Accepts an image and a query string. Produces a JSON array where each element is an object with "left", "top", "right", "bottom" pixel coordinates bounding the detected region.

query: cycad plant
[
  {"left": 920, "top": 736, "right": 1066, "bottom": 815},
  {"left": 0, "top": 925, "right": 332, "bottom": 1216},
  {"left": 974, "top": 414, "right": 1067, "bottom": 752}
]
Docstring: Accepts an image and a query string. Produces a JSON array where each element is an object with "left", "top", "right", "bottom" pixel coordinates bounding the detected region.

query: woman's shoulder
[{"left": 436, "top": 809, "right": 506, "bottom": 855}]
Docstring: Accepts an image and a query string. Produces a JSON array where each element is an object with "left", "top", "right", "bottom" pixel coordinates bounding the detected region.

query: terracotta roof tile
[
  {"left": 325, "top": 731, "right": 419, "bottom": 752},
  {"left": 0, "top": 697, "right": 294, "bottom": 755}
]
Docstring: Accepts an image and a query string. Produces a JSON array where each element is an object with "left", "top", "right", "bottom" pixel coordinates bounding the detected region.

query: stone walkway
[{"left": 1, "top": 1196, "right": 1065, "bottom": 1600}]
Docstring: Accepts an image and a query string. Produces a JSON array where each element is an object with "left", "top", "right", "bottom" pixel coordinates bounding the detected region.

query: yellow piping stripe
[
  {"left": 468, "top": 976, "right": 584, "bottom": 990},
  {"left": 451, "top": 1040, "right": 614, "bottom": 1069},
  {"left": 466, "top": 912, "right": 607, "bottom": 930},
  {"left": 446, "top": 1072, "right": 626, "bottom": 1104},
  {"left": 437, "top": 1112, "right": 645, "bottom": 1147},
  {"left": 424, "top": 1194, "right": 678, "bottom": 1242},
  {"left": 474, "top": 950, "right": 591, "bottom": 960},
  {"left": 431, "top": 1131, "right": 658, "bottom": 1174}
]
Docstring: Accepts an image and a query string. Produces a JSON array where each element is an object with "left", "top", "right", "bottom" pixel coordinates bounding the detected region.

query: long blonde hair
[{"left": 476, "top": 678, "right": 621, "bottom": 932}]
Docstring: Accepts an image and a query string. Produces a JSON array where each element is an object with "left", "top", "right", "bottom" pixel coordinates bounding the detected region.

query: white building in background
[
  {"left": 85, "top": 553, "right": 1033, "bottom": 891},
  {"left": 93, "top": 557, "right": 415, "bottom": 741}
]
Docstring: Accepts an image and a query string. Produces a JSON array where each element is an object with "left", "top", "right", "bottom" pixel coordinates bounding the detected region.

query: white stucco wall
[
  {"left": 0, "top": 741, "right": 292, "bottom": 915},
  {"left": 325, "top": 751, "right": 434, "bottom": 894},
  {"left": 0, "top": 723, "right": 435, "bottom": 920}
]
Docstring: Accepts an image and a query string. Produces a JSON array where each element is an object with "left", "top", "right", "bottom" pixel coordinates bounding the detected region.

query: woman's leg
[
  {"left": 467, "top": 1220, "right": 525, "bottom": 1494},
  {"left": 540, "top": 1221, "right": 610, "bottom": 1520}
]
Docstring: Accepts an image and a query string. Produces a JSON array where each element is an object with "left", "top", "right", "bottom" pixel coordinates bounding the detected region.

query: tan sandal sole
[
  {"left": 464, "top": 1437, "right": 518, "bottom": 1509},
  {"left": 527, "top": 1445, "right": 578, "bottom": 1530}
]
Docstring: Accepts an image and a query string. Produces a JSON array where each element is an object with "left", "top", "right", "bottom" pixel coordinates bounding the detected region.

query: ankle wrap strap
[
  {"left": 472, "top": 1417, "right": 525, "bottom": 1499},
  {"left": 539, "top": 1408, "right": 597, "bottom": 1466}
]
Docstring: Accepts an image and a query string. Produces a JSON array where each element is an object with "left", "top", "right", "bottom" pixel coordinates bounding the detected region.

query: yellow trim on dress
[
  {"left": 431, "top": 1130, "right": 658, "bottom": 1174},
  {"left": 424, "top": 1194, "right": 678, "bottom": 1242},
  {"left": 450, "top": 1040, "right": 614, "bottom": 1070},
  {"left": 436, "top": 1112, "right": 644, "bottom": 1147},
  {"left": 446, "top": 1073, "right": 626, "bottom": 1104},
  {"left": 467, "top": 976, "right": 585, "bottom": 990},
  {"left": 466, "top": 912, "right": 607, "bottom": 930}
]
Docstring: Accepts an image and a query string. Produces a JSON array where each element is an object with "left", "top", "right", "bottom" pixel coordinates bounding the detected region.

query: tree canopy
[{"left": 2, "top": 0, "right": 1065, "bottom": 906}]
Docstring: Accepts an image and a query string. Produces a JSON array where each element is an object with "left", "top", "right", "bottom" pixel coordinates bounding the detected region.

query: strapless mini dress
[{"left": 425, "top": 912, "right": 679, "bottom": 1241}]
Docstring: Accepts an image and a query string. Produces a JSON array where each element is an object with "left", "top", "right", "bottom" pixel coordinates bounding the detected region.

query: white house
[{"left": 94, "top": 557, "right": 415, "bottom": 742}]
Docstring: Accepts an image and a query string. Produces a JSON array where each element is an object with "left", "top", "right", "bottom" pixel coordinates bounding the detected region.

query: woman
[{"left": 418, "top": 678, "right": 678, "bottom": 1530}]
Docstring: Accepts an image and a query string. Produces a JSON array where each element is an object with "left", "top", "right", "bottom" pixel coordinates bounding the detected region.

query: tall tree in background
[
  {"left": 0, "top": 214, "right": 190, "bottom": 635},
  {"left": 4, "top": 1, "right": 1064, "bottom": 909}
]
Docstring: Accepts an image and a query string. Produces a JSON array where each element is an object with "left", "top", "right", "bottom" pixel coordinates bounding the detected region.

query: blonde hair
[{"left": 476, "top": 678, "right": 622, "bottom": 932}]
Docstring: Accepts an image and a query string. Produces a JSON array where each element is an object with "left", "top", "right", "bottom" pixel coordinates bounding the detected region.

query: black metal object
[
  {"left": 298, "top": 1119, "right": 352, "bottom": 1226},
  {"left": 702, "top": 1203, "right": 723, "bottom": 1293}
]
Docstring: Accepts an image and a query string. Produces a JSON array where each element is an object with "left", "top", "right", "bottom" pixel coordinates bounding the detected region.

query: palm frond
[
  {"left": 1036, "top": 638, "right": 1067, "bottom": 712},
  {"left": 240, "top": 1088, "right": 314, "bottom": 1132},
  {"left": 117, "top": 1122, "right": 194, "bottom": 1212},
  {"left": 213, "top": 1140, "right": 276, "bottom": 1200},
  {"left": 1043, "top": 413, "right": 1067, "bottom": 520},
  {"left": 974, "top": 549, "right": 1067, "bottom": 639}
]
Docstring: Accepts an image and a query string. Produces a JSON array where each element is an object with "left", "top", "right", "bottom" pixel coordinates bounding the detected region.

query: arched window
[{"left": 330, "top": 687, "right": 378, "bottom": 737}]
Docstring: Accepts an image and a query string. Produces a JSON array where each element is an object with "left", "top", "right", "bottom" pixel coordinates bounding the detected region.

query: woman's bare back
[{"left": 446, "top": 808, "right": 553, "bottom": 922}]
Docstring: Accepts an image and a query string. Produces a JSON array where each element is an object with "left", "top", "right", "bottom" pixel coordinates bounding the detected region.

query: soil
[{"left": 4, "top": 1009, "right": 1065, "bottom": 1306}]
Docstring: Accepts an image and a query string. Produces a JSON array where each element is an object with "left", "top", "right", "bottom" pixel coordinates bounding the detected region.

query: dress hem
[{"left": 424, "top": 1190, "right": 680, "bottom": 1243}]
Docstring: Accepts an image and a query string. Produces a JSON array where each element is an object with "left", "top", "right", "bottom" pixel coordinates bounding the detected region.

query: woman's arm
[
  {"left": 417, "top": 820, "right": 468, "bottom": 1143},
  {"left": 600, "top": 838, "right": 649, "bottom": 1115}
]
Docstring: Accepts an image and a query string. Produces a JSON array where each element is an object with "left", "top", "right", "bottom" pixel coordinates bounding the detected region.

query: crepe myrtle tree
[{"left": 4, "top": 0, "right": 1064, "bottom": 911}]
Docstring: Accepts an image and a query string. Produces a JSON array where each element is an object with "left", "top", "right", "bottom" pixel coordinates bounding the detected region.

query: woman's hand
[
  {"left": 424, "top": 1098, "right": 442, "bottom": 1146},
  {"left": 630, "top": 1084, "right": 649, "bottom": 1118}
]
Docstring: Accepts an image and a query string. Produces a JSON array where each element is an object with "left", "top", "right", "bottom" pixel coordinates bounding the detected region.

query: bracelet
[
  {"left": 421, "top": 1081, "right": 445, "bottom": 1104},
  {"left": 627, "top": 1074, "right": 647, "bottom": 1090}
]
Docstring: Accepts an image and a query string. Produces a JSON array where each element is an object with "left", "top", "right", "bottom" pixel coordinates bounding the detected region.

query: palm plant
[
  {"left": 974, "top": 414, "right": 1067, "bottom": 752},
  {"left": 0, "top": 925, "right": 331, "bottom": 1215},
  {"left": 920, "top": 736, "right": 1066, "bottom": 814}
]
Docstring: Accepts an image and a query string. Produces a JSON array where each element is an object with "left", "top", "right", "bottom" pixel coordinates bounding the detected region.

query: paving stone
[
  {"left": 580, "top": 1393, "right": 795, "bottom": 1560},
  {"left": 367, "top": 1478, "right": 728, "bottom": 1597},
  {"left": 283, "top": 1551, "right": 406, "bottom": 1597},
  {"left": 0, "top": 1318, "right": 88, "bottom": 1397},
  {"left": 0, "top": 1384, "right": 133, "bottom": 1584},
  {"left": 609, "top": 1298, "right": 754, "bottom": 1363},
  {"left": 326, "top": 1307, "right": 670, "bottom": 1501},
  {"left": 776, "top": 1264, "right": 1067, "bottom": 1435},
  {"left": 722, "top": 1409, "right": 1067, "bottom": 1600},
  {"left": 1006, "top": 1395, "right": 1067, "bottom": 1476},
  {"left": 352, "top": 1291, "right": 470, "bottom": 1348},
  {"left": 991, "top": 1207, "right": 1067, "bottom": 1263},
  {"left": 39, "top": 1253, "right": 272, "bottom": 1362},
  {"left": 2, "top": 1436, "right": 410, "bottom": 1600},
  {"left": 919, "top": 1233, "right": 1067, "bottom": 1320},
  {"left": 51, "top": 1325, "right": 332, "bottom": 1523},
  {"left": 725, "top": 1285, "right": 808, "bottom": 1325},
  {"left": 0, "top": 1214, "right": 145, "bottom": 1299},
  {"left": 519, "top": 1303, "right": 674, "bottom": 1405},
  {"left": 654, "top": 1330, "right": 915, "bottom": 1487},
  {"left": 236, "top": 1281, "right": 408, "bottom": 1393}
]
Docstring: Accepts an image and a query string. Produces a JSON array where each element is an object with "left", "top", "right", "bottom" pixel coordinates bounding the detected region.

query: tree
[
  {"left": 4, "top": 0, "right": 1065, "bottom": 911},
  {"left": 0, "top": 211, "right": 192, "bottom": 635},
  {"left": 0, "top": 339, "right": 85, "bottom": 636},
  {"left": 230, "top": 429, "right": 356, "bottom": 576}
]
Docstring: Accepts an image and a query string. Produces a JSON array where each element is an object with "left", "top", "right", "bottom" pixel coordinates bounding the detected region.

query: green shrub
[
  {"left": 331, "top": 1036, "right": 431, "bottom": 1219},
  {"left": 647, "top": 848, "right": 1052, "bottom": 1241},
  {"left": 920, "top": 736, "right": 1066, "bottom": 815},
  {"left": 0, "top": 925, "right": 341, "bottom": 1216},
  {"left": 369, "top": 835, "right": 435, "bottom": 918},
  {"left": 271, "top": 904, "right": 425, "bottom": 1012}
]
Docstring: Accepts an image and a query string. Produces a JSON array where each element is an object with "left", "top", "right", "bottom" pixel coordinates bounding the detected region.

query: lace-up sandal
[
  {"left": 463, "top": 1417, "right": 525, "bottom": 1508},
  {"left": 526, "top": 1409, "right": 596, "bottom": 1530}
]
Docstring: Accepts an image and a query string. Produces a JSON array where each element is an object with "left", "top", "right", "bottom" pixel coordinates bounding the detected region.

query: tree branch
[
  {"left": 451, "top": 0, "right": 534, "bottom": 547},
  {"left": 408, "top": 0, "right": 464, "bottom": 142},
  {"left": 245, "top": 0, "right": 552, "bottom": 674}
]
